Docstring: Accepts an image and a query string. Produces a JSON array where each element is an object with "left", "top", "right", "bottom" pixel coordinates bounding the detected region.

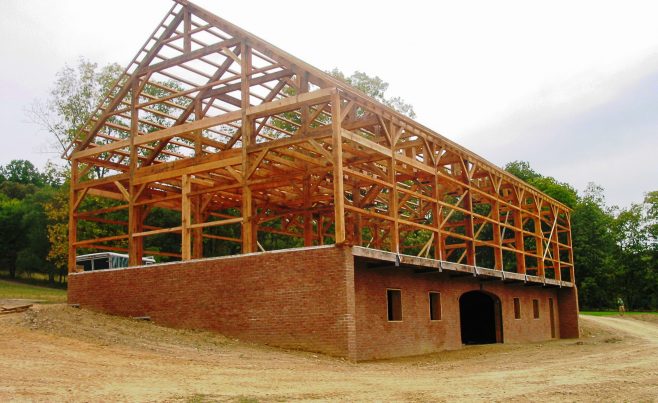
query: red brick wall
[
  {"left": 353, "top": 262, "right": 565, "bottom": 361},
  {"left": 69, "top": 246, "right": 579, "bottom": 361},
  {"left": 557, "top": 285, "right": 580, "bottom": 338},
  {"left": 68, "top": 245, "right": 356, "bottom": 359}
]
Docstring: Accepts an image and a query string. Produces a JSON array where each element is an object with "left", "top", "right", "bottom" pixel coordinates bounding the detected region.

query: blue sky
[{"left": 1, "top": 0, "right": 657, "bottom": 208}]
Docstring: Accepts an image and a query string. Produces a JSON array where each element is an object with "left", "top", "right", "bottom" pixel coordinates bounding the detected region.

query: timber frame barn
[{"left": 67, "top": 0, "right": 580, "bottom": 361}]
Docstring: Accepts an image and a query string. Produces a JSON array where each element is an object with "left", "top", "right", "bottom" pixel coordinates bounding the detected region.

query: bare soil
[{"left": 1, "top": 304, "right": 657, "bottom": 402}]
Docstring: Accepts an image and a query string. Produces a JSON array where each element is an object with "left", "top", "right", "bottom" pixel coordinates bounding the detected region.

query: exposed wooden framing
[
  {"left": 65, "top": 0, "right": 574, "bottom": 287},
  {"left": 492, "top": 198, "right": 504, "bottom": 270},
  {"left": 128, "top": 79, "right": 143, "bottom": 266},
  {"left": 241, "top": 41, "right": 255, "bottom": 253},
  {"left": 181, "top": 174, "right": 192, "bottom": 260},
  {"left": 67, "top": 160, "right": 79, "bottom": 272},
  {"left": 389, "top": 123, "right": 400, "bottom": 253},
  {"left": 332, "top": 91, "right": 345, "bottom": 244}
]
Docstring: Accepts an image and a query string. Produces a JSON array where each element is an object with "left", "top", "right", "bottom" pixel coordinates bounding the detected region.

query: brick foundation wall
[
  {"left": 69, "top": 246, "right": 580, "bottom": 361},
  {"left": 68, "top": 245, "right": 356, "bottom": 359},
  {"left": 557, "top": 286, "right": 580, "bottom": 338},
  {"left": 353, "top": 261, "right": 565, "bottom": 361}
]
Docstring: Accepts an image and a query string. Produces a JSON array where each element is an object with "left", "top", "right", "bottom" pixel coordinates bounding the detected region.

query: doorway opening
[{"left": 459, "top": 290, "right": 503, "bottom": 344}]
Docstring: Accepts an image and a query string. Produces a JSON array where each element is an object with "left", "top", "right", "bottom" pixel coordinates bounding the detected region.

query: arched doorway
[{"left": 459, "top": 290, "right": 503, "bottom": 344}]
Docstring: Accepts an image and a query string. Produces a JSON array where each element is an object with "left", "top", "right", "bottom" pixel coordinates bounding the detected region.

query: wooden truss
[{"left": 65, "top": 0, "right": 575, "bottom": 283}]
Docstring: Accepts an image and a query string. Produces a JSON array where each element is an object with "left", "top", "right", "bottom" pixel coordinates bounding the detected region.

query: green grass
[
  {"left": 0, "top": 270, "right": 67, "bottom": 288},
  {"left": 581, "top": 311, "right": 658, "bottom": 316},
  {"left": 0, "top": 279, "right": 67, "bottom": 303}
]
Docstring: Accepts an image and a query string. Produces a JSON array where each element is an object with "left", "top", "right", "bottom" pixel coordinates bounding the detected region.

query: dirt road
[{"left": 1, "top": 305, "right": 657, "bottom": 402}]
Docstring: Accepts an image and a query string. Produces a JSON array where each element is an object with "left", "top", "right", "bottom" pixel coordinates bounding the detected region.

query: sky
[{"left": 1, "top": 0, "right": 657, "bottom": 208}]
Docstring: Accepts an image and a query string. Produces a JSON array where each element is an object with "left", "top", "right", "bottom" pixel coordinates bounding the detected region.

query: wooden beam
[
  {"left": 181, "top": 174, "right": 192, "bottom": 260},
  {"left": 73, "top": 9, "right": 185, "bottom": 153},
  {"left": 331, "top": 91, "right": 345, "bottom": 244},
  {"left": 67, "top": 161, "right": 79, "bottom": 273},
  {"left": 136, "top": 38, "right": 240, "bottom": 76},
  {"left": 247, "top": 87, "right": 335, "bottom": 118},
  {"left": 241, "top": 42, "right": 255, "bottom": 254},
  {"left": 303, "top": 174, "right": 313, "bottom": 247},
  {"left": 72, "top": 110, "right": 242, "bottom": 160}
]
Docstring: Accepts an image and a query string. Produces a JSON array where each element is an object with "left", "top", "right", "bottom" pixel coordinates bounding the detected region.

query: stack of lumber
[{"left": 0, "top": 304, "right": 33, "bottom": 315}]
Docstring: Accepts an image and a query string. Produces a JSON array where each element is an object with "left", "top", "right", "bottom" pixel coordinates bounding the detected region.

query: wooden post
[
  {"left": 433, "top": 174, "right": 443, "bottom": 260},
  {"left": 192, "top": 99, "right": 203, "bottom": 259},
  {"left": 240, "top": 42, "right": 255, "bottom": 253},
  {"left": 299, "top": 71, "right": 309, "bottom": 131},
  {"left": 331, "top": 91, "right": 345, "bottom": 244},
  {"left": 303, "top": 174, "right": 313, "bottom": 247},
  {"left": 462, "top": 159, "right": 476, "bottom": 266},
  {"left": 552, "top": 210, "right": 561, "bottom": 281},
  {"left": 463, "top": 190, "right": 476, "bottom": 266},
  {"left": 535, "top": 216, "right": 545, "bottom": 277},
  {"left": 194, "top": 99, "right": 203, "bottom": 156},
  {"left": 492, "top": 199, "right": 503, "bottom": 270},
  {"left": 566, "top": 211, "right": 575, "bottom": 282},
  {"left": 390, "top": 123, "right": 399, "bottom": 254},
  {"left": 192, "top": 195, "right": 203, "bottom": 259},
  {"left": 183, "top": 8, "right": 192, "bottom": 53},
  {"left": 67, "top": 160, "right": 78, "bottom": 273},
  {"left": 181, "top": 174, "right": 192, "bottom": 260},
  {"left": 352, "top": 179, "right": 363, "bottom": 246},
  {"left": 128, "top": 80, "right": 143, "bottom": 266},
  {"left": 514, "top": 189, "right": 526, "bottom": 274}
]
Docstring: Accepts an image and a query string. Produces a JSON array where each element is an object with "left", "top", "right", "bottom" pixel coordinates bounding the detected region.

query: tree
[
  {"left": 504, "top": 161, "right": 541, "bottom": 183},
  {"left": 506, "top": 161, "right": 658, "bottom": 310},
  {"left": 43, "top": 185, "right": 69, "bottom": 281},
  {"left": 571, "top": 184, "right": 617, "bottom": 308},
  {"left": 645, "top": 191, "right": 658, "bottom": 245},
  {"left": 0, "top": 160, "right": 44, "bottom": 186},
  {"left": 0, "top": 196, "right": 26, "bottom": 278},
  {"left": 28, "top": 57, "right": 123, "bottom": 160},
  {"left": 610, "top": 191, "right": 658, "bottom": 310},
  {"left": 16, "top": 187, "right": 56, "bottom": 280},
  {"left": 504, "top": 160, "right": 577, "bottom": 208},
  {"left": 329, "top": 69, "right": 416, "bottom": 118}
]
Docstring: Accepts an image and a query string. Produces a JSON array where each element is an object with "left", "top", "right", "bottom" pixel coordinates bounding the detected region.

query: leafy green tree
[
  {"left": 16, "top": 188, "right": 56, "bottom": 280},
  {"left": 43, "top": 183, "right": 69, "bottom": 280},
  {"left": 28, "top": 57, "right": 123, "bottom": 157},
  {"left": 0, "top": 196, "right": 26, "bottom": 278},
  {"left": 506, "top": 161, "right": 658, "bottom": 310},
  {"left": 611, "top": 192, "right": 658, "bottom": 310},
  {"left": 571, "top": 184, "right": 617, "bottom": 308},
  {"left": 329, "top": 69, "right": 416, "bottom": 118},
  {"left": 0, "top": 160, "right": 44, "bottom": 186},
  {"left": 645, "top": 191, "right": 658, "bottom": 244},
  {"left": 504, "top": 161, "right": 541, "bottom": 183},
  {"left": 504, "top": 160, "right": 577, "bottom": 208},
  {"left": 0, "top": 180, "right": 39, "bottom": 200}
]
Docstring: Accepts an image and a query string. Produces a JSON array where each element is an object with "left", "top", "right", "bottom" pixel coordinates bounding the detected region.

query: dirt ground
[{"left": 1, "top": 304, "right": 657, "bottom": 402}]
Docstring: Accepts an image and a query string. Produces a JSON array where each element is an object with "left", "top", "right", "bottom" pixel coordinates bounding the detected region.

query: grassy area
[
  {"left": 581, "top": 311, "right": 658, "bottom": 316},
  {"left": 0, "top": 279, "right": 67, "bottom": 303},
  {"left": 0, "top": 270, "right": 67, "bottom": 288}
]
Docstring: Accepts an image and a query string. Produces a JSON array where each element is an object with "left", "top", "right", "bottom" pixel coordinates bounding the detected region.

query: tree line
[
  {"left": 505, "top": 161, "right": 657, "bottom": 310},
  {"left": 0, "top": 59, "right": 655, "bottom": 310}
]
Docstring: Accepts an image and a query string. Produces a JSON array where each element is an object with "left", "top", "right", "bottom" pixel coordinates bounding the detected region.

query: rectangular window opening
[
  {"left": 429, "top": 292, "right": 442, "bottom": 321},
  {"left": 387, "top": 289, "right": 402, "bottom": 321},
  {"left": 513, "top": 297, "right": 521, "bottom": 319},
  {"left": 533, "top": 299, "right": 540, "bottom": 319}
]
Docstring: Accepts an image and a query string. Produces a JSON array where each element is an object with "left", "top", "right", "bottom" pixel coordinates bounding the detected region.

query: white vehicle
[{"left": 75, "top": 252, "right": 155, "bottom": 271}]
